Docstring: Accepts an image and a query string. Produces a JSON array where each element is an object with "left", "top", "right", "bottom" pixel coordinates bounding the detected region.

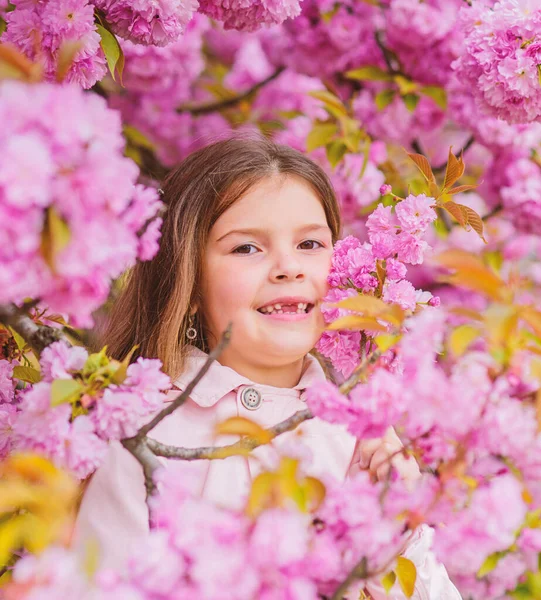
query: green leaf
[
  {"left": 40, "top": 206, "right": 71, "bottom": 273},
  {"left": 374, "top": 334, "right": 400, "bottom": 353},
  {"left": 477, "top": 551, "right": 507, "bottom": 578},
  {"left": 12, "top": 366, "right": 41, "bottom": 384},
  {"left": 375, "top": 89, "right": 395, "bottom": 111},
  {"left": 393, "top": 74, "right": 417, "bottom": 95},
  {"left": 402, "top": 93, "right": 420, "bottom": 112},
  {"left": 538, "top": 64, "right": 541, "bottom": 87},
  {"left": 97, "top": 24, "right": 124, "bottom": 84},
  {"left": 8, "top": 327, "right": 27, "bottom": 353},
  {"left": 111, "top": 345, "right": 139, "bottom": 385},
  {"left": 381, "top": 571, "right": 397, "bottom": 594},
  {"left": 308, "top": 90, "right": 347, "bottom": 117},
  {"left": 83, "top": 346, "right": 110, "bottom": 377},
  {"left": 326, "top": 139, "right": 347, "bottom": 168},
  {"left": 420, "top": 85, "right": 447, "bottom": 110},
  {"left": 396, "top": 557, "right": 416, "bottom": 598},
  {"left": 345, "top": 65, "right": 392, "bottom": 81},
  {"left": 123, "top": 125, "right": 155, "bottom": 151},
  {"left": 50, "top": 379, "right": 83, "bottom": 407},
  {"left": 448, "top": 324, "right": 481, "bottom": 357},
  {"left": 306, "top": 122, "right": 338, "bottom": 152}
]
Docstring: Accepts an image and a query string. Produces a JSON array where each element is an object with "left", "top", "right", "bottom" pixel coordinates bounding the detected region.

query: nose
[{"left": 269, "top": 250, "right": 305, "bottom": 282}]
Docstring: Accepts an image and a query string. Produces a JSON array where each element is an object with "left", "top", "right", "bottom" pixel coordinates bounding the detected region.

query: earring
[{"left": 186, "top": 314, "right": 197, "bottom": 341}]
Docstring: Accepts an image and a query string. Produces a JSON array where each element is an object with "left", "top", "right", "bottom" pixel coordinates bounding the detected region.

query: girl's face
[{"left": 199, "top": 175, "right": 334, "bottom": 378}]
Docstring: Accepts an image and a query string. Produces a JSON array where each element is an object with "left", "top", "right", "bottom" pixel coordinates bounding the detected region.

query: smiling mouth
[{"left": 257, "top": 302, "right": 314, "bottom": 315}]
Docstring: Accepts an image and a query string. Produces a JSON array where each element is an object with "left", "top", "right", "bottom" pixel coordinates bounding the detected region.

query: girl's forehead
[{"left": 214, "top": 176, "right": 328, "bottom": 230}]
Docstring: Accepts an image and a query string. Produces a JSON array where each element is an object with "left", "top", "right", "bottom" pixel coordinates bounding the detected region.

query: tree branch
[
  {"left": 0, "top": 303, "right": 64, "bottom": 354},
  {"left": 177, "top": 67, "right": 285, "bottom": 116},
  {"left": 133, "top": 323, "right": 232, "bottom": 438},
  {"left": 147, "top": 408, "right": 313, "bottom": 460},
  {"left": 121, "top": 437, "right": 162, "bottom": 498},
  {"left": 483, "top": 203, "right": 503, "bottom": 221}
]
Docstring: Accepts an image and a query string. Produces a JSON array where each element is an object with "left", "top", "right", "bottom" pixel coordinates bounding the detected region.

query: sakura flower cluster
[
  {"left": 2, "top": 0, "right": 107, "bottom": 88},
  {"left": 9, "top": 468, "right": 412, "bottom": 599},
  {"left": 91, "top": 0, "right": 199, "bottom": 46},
  {"left": 3, "top": 341, "right": 171, "bottom": 479},
  {"left": 198, "top": 0, "right": 301, "bottom": 32},
  {"left": 0, "top": 81, "right": 163, "bottom": 327},
  {"left": 453, "top": 0, "right": 541, "bottom": 124},
  {"left": 316, "top": 194, "right": 437, "bottom": 378}
]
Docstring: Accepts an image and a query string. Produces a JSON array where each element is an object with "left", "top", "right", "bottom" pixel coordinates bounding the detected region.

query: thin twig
[
  {"left": 331, "top": 557, "right": 369, "bottom": 600},
  {"left": 134, "top": 323, "right": 232, "bottom": 438},
  {"left": 374, "top": 31, "right": 400, "bottom": 74},
  {"left": 483, "top": 203, "right": 503, "bottom": 221},
  {"left": 0, "top": 303, "right": 64, "bottom": 354},
  {"left": 147, "top": 408, "right": 313, "bottom": 460},
  {"left": 339, "top": 350, "right": 381, "bottom": 395},
  {"left": 177, "top": 67, "right": 285, "bottom": 116}
]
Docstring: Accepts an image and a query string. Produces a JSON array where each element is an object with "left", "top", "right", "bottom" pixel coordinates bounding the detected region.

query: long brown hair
[{"left": 101, "top": 136, "right": 342, "bottom": 381}]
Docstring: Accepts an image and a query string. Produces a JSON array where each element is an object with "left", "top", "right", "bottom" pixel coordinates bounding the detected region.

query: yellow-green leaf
[
  {"left": 8, "top": 326, "right": 27, "bottom": 352},
  {"left": 56, "top": 40, "right": 82, "bottom": 83},
  {"left": 50, "top": 378, "right": 83, "bottom": 407},
  {"left": 0, "top": 42, "right": 43, "bottom": 82},
  {"left": 300, "top": 476, "right": 326, "bottom": 512},
  {"left": 435, "top": 250, "right": 505, "bottom": 302},
  {"left": 306, "top": 122, "right": 338, "bottom": 152},
  {"left": 40, "top": 206, "right": 71, "bottom": 273},
  {"left": 334, "top": 294, "right": 388, "bottom": 315},
  {"left": 406, "top": 151, "right": 436, "bottom": 184},
  {"left": 396, "top": 556, "right": 416, "bottom": 598},
  {"left": 374, "top": 334, "right": 400, "bottom": 352},
  {"left": 308, "top": 90, "right": 347, "bottom": 117},
  {"left": 246, "top": 472, "right": 276, "bottom": 517},
  {"left": 215, "top": 416, "right": 272, "bottom": 444},
  {"left": 123, "top": 125, "right": 155, "bottom": 151},
  {"left": 0, "top": 515, "right": 24, "bottom": 566},
  {"left": 12, "top": 365, "right": 41, "bottom": 384},
  {"left": 97, "top": 24, "right": 124, "bottom": 84},
  {"left": 381, "top": 571, "right": 397, "bottom": 594},
  {"left": 345, "top": 65, "right": 393, "bottom": 81},
  {"left": 419, "top": 85, "right": 447, "bottom": 110},
  {"left": 402, "top": 93, "right": 419, "bottom": 112},
  {"left": 448, "top": 325, "right": 481, "bottom": 357},
  {"left": 477, "top": 552, "right": 506, "bottom": 578},
  {"left": 327, "top": 316, "right": 389, "bottom": 332},
  {"left": 375, "top": 89, "right": 395, "bottom": 111},
  {"left": 326, "top": 139, "right": 347, "bottom": 168},
  {"left": 394, "top": 74, "right": 417, "bottom": 95},
  {"left": 111, "top": 344, "right": 139, "bottom": 385}
]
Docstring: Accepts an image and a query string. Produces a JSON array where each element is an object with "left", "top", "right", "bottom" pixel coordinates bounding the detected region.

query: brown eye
[
  {"left": 299, "top": 240, "right": 323, "bottom": 250},
  {"left": 232, "top": 244, "right": 258, "bottom": 255}
]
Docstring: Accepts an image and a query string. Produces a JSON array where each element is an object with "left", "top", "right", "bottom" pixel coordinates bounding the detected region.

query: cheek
[{"left": 204, "top": 261, "right": 257, "bottom": 318}]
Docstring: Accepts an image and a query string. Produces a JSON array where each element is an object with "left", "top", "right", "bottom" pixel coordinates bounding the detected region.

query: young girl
[{"left": 76, "top": 137, "right": 461, "bottom": 599}]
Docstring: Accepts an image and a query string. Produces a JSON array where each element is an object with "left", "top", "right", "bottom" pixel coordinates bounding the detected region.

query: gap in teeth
[{"left": 261, "top": 302, "right": 309, "bottom": 314}]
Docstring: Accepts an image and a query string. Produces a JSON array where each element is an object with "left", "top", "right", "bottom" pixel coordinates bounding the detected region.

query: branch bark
[
  {"left": 0, "top": 303, "right": 64, "bottom": 354},
  {"left": 134, "top": 322, "right": 232, "bottom": 438},
  {"left": 177, "top": 67, "right": 285, "bottom": 116},
  {"left": 147, "top": 408, "right": 313, "bottom": 460}
]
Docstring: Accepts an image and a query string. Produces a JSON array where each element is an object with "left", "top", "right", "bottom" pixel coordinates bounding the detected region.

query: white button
[{"left": 239, "top": 386, "right": 262, "bottom": 410}]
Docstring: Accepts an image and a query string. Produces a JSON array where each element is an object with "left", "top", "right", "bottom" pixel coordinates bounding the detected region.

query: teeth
[{"left": 260, "top": 302, "right": 310, "bottom": 315}]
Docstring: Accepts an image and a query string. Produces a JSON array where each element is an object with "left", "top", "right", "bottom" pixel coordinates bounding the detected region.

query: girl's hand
[{"left": 358, "top": 427, "right": 421, "bottom": 484}]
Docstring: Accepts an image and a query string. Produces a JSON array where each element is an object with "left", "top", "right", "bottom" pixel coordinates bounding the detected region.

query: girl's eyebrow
[{"left": 216, "top": 224, "right": 331, "bottom": 243}]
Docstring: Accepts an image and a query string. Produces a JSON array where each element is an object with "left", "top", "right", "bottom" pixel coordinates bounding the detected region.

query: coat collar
[{"left": 172, "top": 346, "right": 326, "bottom": 408}]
